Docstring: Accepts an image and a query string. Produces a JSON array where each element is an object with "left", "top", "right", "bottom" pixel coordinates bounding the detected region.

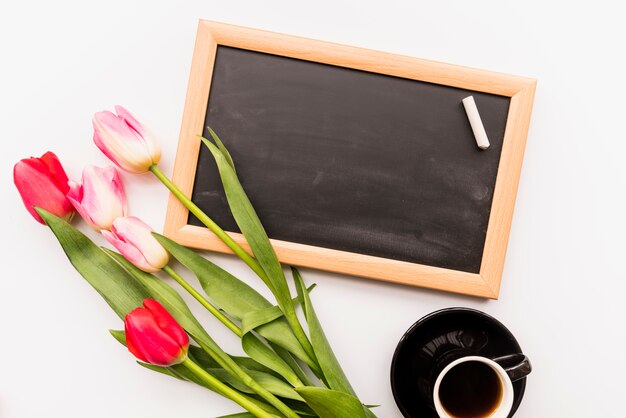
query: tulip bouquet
[{"left": 14, "top": 106, "right": 377, "bottom": 418}]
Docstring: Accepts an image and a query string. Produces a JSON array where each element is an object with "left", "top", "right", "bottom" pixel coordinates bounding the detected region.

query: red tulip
[
  {"left": 13, "top": 151, "right": 75, "bottom": 224},
  {"left": 124, "top": 299, "right": 189, "bottom": 366}
]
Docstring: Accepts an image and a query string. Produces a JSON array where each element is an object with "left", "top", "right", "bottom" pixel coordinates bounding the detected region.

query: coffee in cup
[{"left": 433, "top": 354, "right": 530, "bottom": 418}]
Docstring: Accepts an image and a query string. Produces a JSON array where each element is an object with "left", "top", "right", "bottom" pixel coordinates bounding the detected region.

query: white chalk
[{"left": 462, "top": 96, "right": 490, "bottom": 150}]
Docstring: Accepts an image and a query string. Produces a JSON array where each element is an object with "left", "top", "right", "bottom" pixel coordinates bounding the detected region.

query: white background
[{"left": 1, "top": 1, "right": 625, "bottom": 417}]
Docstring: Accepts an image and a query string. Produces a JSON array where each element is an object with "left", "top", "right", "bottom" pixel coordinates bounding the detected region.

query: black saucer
[{"left": 390, "top": 308, "right": 527, "bottom": 417}]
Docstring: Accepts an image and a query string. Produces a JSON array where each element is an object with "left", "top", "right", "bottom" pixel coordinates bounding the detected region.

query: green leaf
[
  {"left": 138, "top": 361, "right": 185, "bottom": 380},
  {"left": 187, "top": 345, "right": 220, "bottom": 368},
  {"left": 207, "top": 126, "right": 236, "bottom": 172},
  {"left": 189, "top": 345, "right": 278, "bottom": 378},
  {"left": 255, "top": 321, "right": 318, "bottom": 373},
  {"left": 199, "top": 136, "right": 292, "bottom": 312},
  {"left": 217, "top": 413, "right": 282, "bottom": 418},
  {"left": 208, "top": 368, "right": 304, "bottom": 402},
  {"left": 241, "top": 333, "right": 302, "bottom": 387},
  {"left": 109, "top": 329, "right": 126, "bottom": 345},
  {"left": 364, "top": 407, "right": 378, "bottom": 418},
  {"left": 37, "top": 208, "right": 150, "bottom": 319},
  {"left": 270, "top": 343, "right": 316, "bottom": 388},
  {"left": 292, "top": 268, "right": 356, "bottom": 397},
  {"left": 241, "top": 285, "right": 316, "bottom": 336},
  {"left": 241, "top": 305, "right": 284, "bottom": 336},
  {"left": 155, "top": 234, "right": 316, "bottom": 369},
  {"left": 296, "top": 387, "right": 370, "bottom": 418},
  {"left": 192, "top": 343, "right": 286, "bottom": 380},
  {"left": 279, "top": 400, "right": 318, "bottom": 417}
]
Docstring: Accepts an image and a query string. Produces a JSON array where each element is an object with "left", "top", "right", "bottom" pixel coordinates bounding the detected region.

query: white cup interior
[{"left": 433, "top": 355, "right": 514, "bottom": 418}]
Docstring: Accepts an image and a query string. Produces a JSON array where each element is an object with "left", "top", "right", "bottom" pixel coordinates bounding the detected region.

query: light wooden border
[{"left": 163, "top": 20, "right": 536, "bottom": 299}]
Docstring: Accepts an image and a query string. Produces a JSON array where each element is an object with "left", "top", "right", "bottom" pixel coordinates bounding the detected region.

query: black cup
[{"left": 391, "top": 308, "right": 531, "bottom": 417}]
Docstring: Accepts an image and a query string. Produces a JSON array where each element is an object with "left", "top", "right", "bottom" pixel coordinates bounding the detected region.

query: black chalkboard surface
[{"left": 189, "top": 46, "right": 510, "bottom": 274}]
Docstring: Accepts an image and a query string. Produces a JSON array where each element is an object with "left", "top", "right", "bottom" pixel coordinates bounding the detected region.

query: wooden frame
[{"left": 163, "top": 20, "right": 536, "bottom": 299}]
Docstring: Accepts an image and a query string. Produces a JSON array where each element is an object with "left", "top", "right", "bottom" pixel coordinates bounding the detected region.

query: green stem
[
  {"left": 163, "top": 265, "right": 242, "bottom": 337},
  {"left": 150, "top": 164, "right": 318, "bottom": 371},
  {"left": 181, "top": 358, "right": 277, "bottom": 418}
]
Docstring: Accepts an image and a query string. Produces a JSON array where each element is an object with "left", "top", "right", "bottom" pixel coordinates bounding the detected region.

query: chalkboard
[
  {"left": 164, "top": 21, "right": 536, "bottom": 298},
  {"left": 190, "top": 46, "right": 509, "bottom": 274}
]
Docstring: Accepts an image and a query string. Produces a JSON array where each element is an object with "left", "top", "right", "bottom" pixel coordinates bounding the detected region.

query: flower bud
[
  {"left": 102, "top": 216, "right": 169, "bottom": 272},
  {"left": 124, "top": 299, "right": 189, "bottom": 366},
  {"left": 67, "top": 166, "right": 127, "bottom": 230},
  {"left": 93, "top": 106, "right": 161, "bottom": 174},
  {"left": 13, "top": 151, "right": 75, "bottom": 224}
]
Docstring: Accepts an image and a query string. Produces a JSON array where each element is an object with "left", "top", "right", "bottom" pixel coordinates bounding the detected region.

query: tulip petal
[
  {"left": 143, "top": 298, "right": 189, "bottom": 349},
  {"left": 93, "top": 129, "right": 125, "bottom": 170},
  {"left": 124, "top": 307, "right": 185, "bottom": 366},
  {"left": 68, "top": 166, "right": 126, "bottom": 230},
  {"left": 111, "top": 217, "right": 169, "bottom": 270},
  {"left": 102, "top": 229, "right": 156, "bottom": 272},
  {"left": 114, "top": 105, "right": 146, "bottom": 137},
  {"left": 93, "top": 112, "right": 154, "bottom": 173},
  {"left": 66, "top": 180, "right": 94, "bottom": 227},
  {"left": 105, "top": 166, "right": 128, "bottom": 215},
  {"left": 39, "top": 151, "right": 70, "bottom": 194},
  {"left": 94, "top": 111, "right": 144, "bottom": 144},
  {"left": 143, "top": 133, "right": 161, "bottom": 167},
  {"left": 66, "top": 180, "right": 84, "bottom": 202},
  {"left": 115, "top": 107, "right": 162, "bottom": 164},
  {"left": 14, "top": 157, "right": 73, "bottom": 224},
  {"left": 124, "top": 311, "right": 148, "bottom": 363}
]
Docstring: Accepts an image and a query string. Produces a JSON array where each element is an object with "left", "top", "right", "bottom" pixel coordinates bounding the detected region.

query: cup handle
[{"left": 492, "top": 353, "right": 532, "bottom": 382}]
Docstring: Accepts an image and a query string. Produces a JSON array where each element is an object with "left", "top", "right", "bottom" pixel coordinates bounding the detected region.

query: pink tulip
[
  {"left": 14, "top": 151, "right": 75, "bottom": 224},
  {"left": 67, "top": 166, "right": 127, "bottom": 230},
  {"left": 125, "top": 299, "right": 189, "bottom": 366},
  {"left": 102, "top": 216, "right": 169, "bottom": 272},
  {"left": 93, "top": 106, "right": 161, "bottom": 173}
]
